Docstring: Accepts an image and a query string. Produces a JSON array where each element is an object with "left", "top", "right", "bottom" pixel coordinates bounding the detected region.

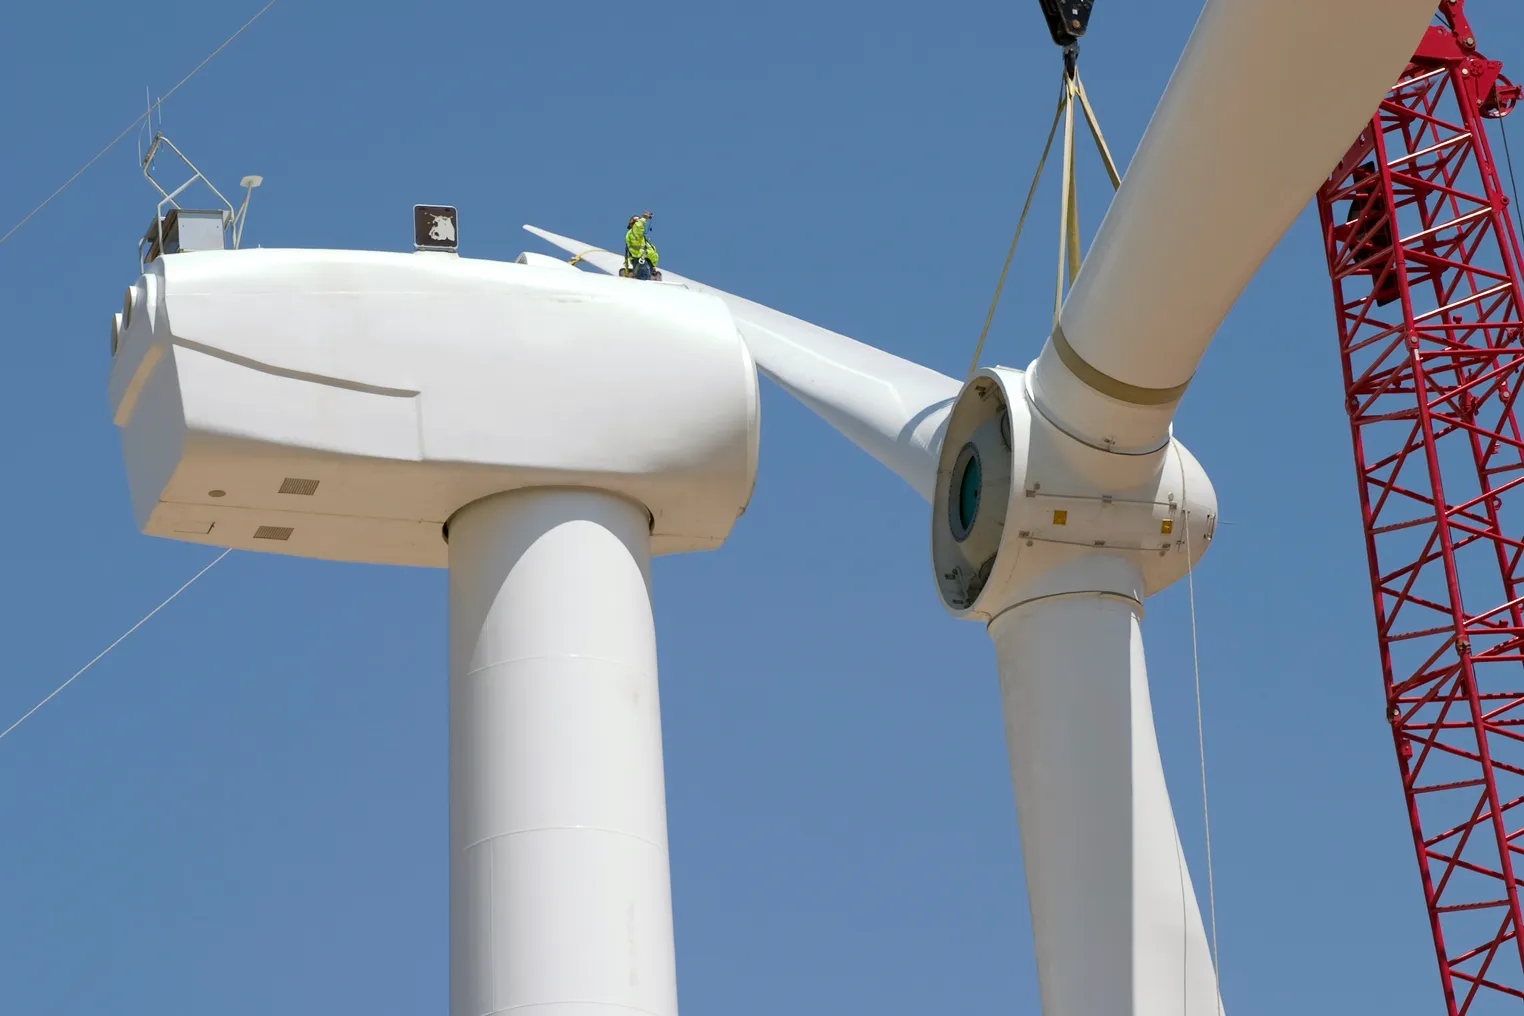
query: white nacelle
[
  {"left": 108, "top": 249, "right": 761, "bottom": 567},
  {"left": 931, "top": 367, "right": 1217, "bottom": 619}
]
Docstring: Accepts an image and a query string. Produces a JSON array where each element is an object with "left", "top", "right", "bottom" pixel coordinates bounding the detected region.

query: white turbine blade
[
  {"left": 526, "top": 225, "right": 960, "bottom": 501},
  {"left": 992, "top": 583, "right": 1221, "bottom": 1014},
  {"left": 1050, "top": 0, "right": 1436, "bottom": 400},
  {"left": 522, "top": 226, "right": 627, "bottom": 276}
]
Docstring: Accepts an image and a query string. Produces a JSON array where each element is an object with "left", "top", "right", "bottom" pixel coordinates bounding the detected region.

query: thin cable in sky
[
  {"left": 0, "top": 0, "right": 280, "bottom": 250},
  {"left": 0, "top": 549, "right": 232, "bottom": 745},
  {"left": 1501, "top": 117, "right": 1524, "bottom": 254}
]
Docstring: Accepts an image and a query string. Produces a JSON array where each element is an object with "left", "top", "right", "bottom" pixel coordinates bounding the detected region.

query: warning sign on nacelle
[{"left": 414, "top": 205, "right": 458, "bottom": 252}]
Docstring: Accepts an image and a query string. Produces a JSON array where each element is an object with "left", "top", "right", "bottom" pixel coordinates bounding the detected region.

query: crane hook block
[{"left": 1038, "top": 0, "right": 1094, "bottom": 48}]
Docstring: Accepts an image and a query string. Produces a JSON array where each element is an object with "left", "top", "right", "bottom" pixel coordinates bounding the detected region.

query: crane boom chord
[{"left": 1316, "top": 2, "right": 1524, "bottom": 1010}]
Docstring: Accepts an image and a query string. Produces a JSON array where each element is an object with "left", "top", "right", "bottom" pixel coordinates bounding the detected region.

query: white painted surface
[
  {"left": 524, "top": 231, "right": 1227, "bottom": 1016},
  {"left": 528, "top": 0, "right": 1437, "bottom": 460},
  {"left": 448, "top": 488, "right": 678, "bottom": 1016},
  {"left": 524, "top": 225, "right": 959, "bottom": 501},
  {"left": 110, "top": 248, "right": 760, "bottom": 564},
  {"left": 931, "top": 367, "right": 1217, "bottom": 616},
  {"left": 516, "top": 1, "right": 1438, "bottom": 1009},
  {"left": 1032, "top": 0, "right": 1436, "bottom": 449},
  {"left": 991, "top": 579, "right": 1222, "bottom": 1016}
]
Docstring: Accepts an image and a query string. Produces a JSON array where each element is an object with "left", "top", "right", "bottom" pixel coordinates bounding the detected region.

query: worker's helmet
[{"left": 628, "top": 215, "right": 640, "bottom": 229}]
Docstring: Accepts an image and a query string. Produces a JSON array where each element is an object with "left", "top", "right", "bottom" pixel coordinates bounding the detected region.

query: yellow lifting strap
[{"left": 967, "top": 66, "right": 1122, "bottom": 380}]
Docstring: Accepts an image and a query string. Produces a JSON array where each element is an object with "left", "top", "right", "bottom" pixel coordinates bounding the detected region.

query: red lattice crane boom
[{"left": 1315, "top": 2, "right": 1524, "bottom": 1009}]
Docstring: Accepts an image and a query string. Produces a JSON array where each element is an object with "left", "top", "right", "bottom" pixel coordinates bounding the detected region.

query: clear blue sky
[{"left": 3, "top": 2, "right": 1523, "bottom": 1013}]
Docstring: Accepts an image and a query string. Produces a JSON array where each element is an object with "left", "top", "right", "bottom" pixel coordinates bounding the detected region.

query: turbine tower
[
  {"left": 530, "top": 0, "right": 1441, "bottom": 1009},
  {"left": 109, "top": 217, "right": 760, "bottom": 1015}
]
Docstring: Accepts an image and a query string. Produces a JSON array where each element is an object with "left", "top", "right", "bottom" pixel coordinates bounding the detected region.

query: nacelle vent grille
[
  {"left": 253, "top": 525, "right": 294, "bottom": 541},
  {"left": 278, "top": 477, "right": 320, "bottom": 495}
]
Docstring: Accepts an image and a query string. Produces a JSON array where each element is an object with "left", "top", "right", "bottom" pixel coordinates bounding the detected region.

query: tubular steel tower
[{"left": 1317, "top": 3, "right": 1524, "bottom": 1009}]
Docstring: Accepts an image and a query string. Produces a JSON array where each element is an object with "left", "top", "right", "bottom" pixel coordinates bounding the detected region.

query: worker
[{"left": 624, "top": 211, "right": 661, "bottom": 281}]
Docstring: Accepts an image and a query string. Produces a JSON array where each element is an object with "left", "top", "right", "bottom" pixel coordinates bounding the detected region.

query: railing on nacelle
[{"left": 138, "top": 132, "right": 261, "bottom": 270}]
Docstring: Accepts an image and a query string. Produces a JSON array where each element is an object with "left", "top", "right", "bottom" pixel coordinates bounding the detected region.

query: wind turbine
[
  {"left": 529, "top": 0, "right": 1441, "bottom": 1010},
  {"left": 109, "top": 230, "right": 759, "bottom": 1014}
]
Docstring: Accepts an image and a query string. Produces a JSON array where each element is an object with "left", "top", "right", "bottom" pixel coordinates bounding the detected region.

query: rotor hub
[{"left": 931, "top": 367, "right": 1217, "bottom": 619}]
